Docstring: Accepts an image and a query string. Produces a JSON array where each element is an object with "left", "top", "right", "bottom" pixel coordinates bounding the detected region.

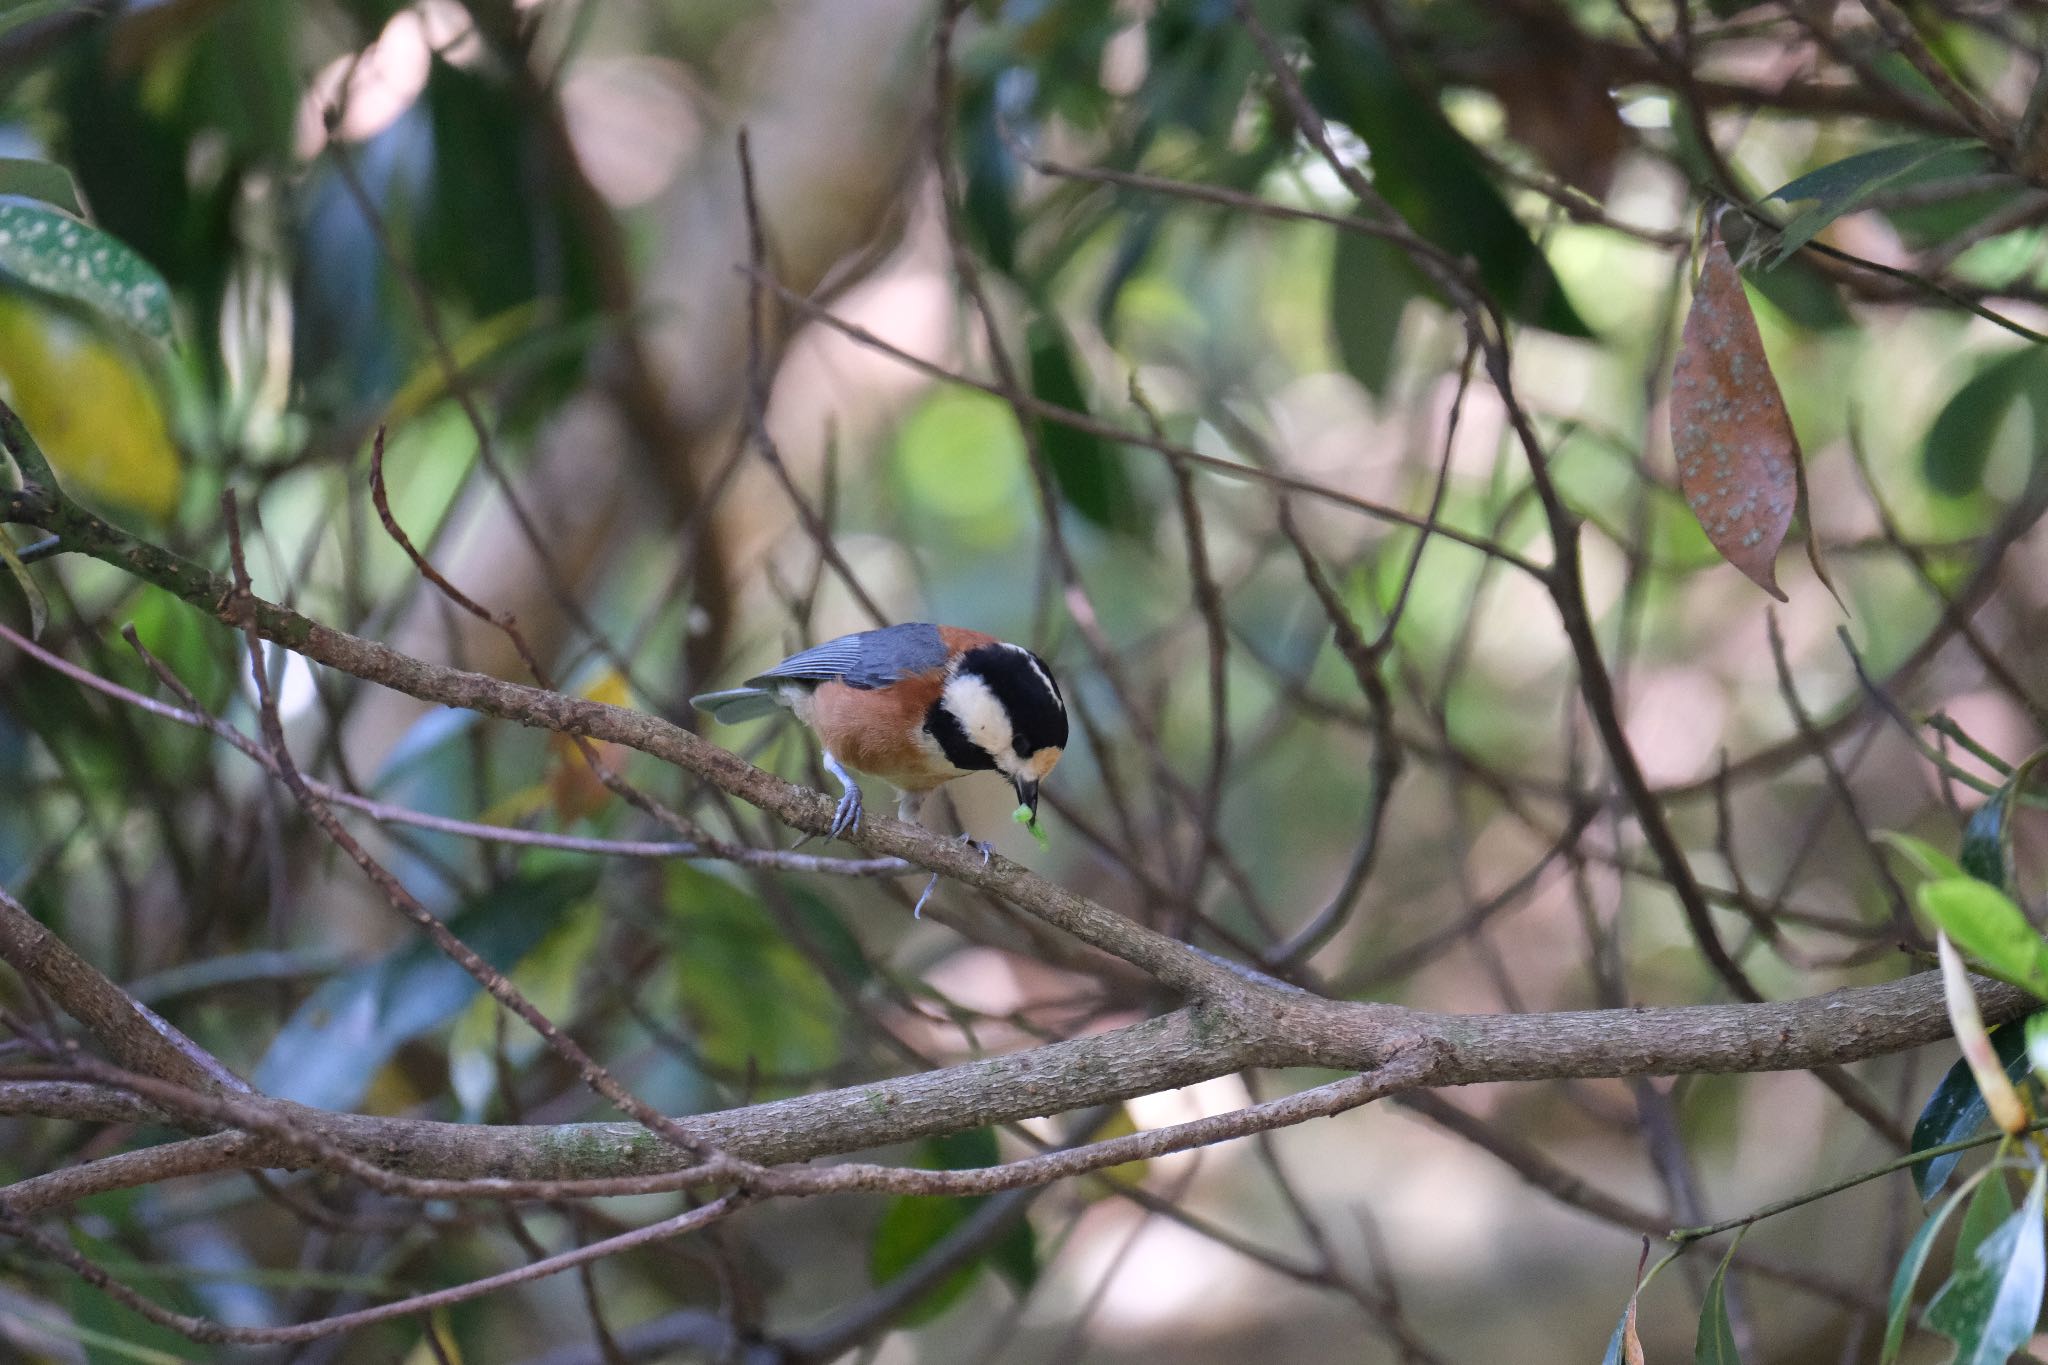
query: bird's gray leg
[
  {"left": 910, "top": 811, "right": 994, "bottom": 920},
  {"left": 824, "top": 752, "right": 864, "bottom": 841}
]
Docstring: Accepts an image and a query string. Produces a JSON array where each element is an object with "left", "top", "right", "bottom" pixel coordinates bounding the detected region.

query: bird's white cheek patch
[{"left": 943, "top": 673, "right": 1014, "bottom": 760}]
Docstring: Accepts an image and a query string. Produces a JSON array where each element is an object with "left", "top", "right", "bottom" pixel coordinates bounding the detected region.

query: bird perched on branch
[{"left": 691, "top": 623, "right": 1068, "bottom": 845}]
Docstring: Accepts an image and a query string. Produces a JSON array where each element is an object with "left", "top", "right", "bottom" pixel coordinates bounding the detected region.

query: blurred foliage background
[{"left": 3, "top": 0, "right": 2048, "bottom": 1361}]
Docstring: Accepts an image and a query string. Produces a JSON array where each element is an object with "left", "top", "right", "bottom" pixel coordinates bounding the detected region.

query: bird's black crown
[
  {"left": 924, "top": 643, "right": 1067, "bottom": 773},
  {"left": 962, "top": 644, "right": 1066, "bottom": 756}
]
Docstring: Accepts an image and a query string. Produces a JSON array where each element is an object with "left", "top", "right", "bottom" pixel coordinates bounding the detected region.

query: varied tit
[{"left": 690, "top": 623, "right": 1068, "bottom": 842}]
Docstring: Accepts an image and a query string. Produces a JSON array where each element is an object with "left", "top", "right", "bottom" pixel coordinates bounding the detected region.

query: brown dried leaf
[
  {"left": 1671, "top": 222, "right": 1801, "bottom": 602},
  {"left": 1623, "top": 1295, "right": 1645, "bottom": 1365}
]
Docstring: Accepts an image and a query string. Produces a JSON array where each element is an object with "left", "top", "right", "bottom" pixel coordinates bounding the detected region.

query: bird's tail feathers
[{"left": 690, "top": 686, "right": 787, "bottom": 725}]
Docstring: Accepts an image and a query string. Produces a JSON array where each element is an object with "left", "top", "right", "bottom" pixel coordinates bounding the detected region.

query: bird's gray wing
[{"left": 747, "top": 623, "right": 949, "bottom": 691}]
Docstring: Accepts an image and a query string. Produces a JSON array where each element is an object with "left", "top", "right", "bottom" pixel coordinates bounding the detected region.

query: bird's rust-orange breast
[{"left": 811, "top": 673, "right": 952, "bottom": 790}]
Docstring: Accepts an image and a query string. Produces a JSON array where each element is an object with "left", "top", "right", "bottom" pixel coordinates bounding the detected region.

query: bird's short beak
[{"left": 1013, "top": 777, "right": 1040, "bottom": 819}]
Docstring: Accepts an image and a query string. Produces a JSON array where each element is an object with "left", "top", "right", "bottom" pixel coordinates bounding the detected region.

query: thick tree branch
[{"left": 1, "top": 971, "right": 2024, "bottom": 1201}]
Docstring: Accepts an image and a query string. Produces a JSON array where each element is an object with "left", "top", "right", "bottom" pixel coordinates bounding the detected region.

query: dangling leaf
[
  {"left": 1885, "top": 1173, "right": 1990, "bottom": 1361},
  {"left": 1670, "top": 221, "right": 1803, "bottom": 600},
  {"left": 1924, "top": 1166, "right": 2047, "bottom": 1365},
  {"left": 0, "top": 199, "right": 172, "bottom": 345},
  {"left": 1599, "top": 1294, "right": 1646, "bottom": 1365},
  {"left": 1910, "top": 1019, "right": 2034, "bottom": 1198},
  {"left": 1305, "top": 12, "right": 1593, "bottom": 339},
  {"left": 1693, "top": 1232, "right": 1745, "bottom": 1364}
]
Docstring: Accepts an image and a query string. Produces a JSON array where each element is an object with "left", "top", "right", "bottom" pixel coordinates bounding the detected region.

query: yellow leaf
[
  {"left": 1080, "top": 1106, "right": 1150, "bottom": 1199},
  {"left": 546, "top": 668, "right": 634, "bottom": 823},
  {"left": 383, "top": 300, "right": 544, "bottom": 430},
  {"left": 0, "top": 291, "right": 180, "bottom": 519},
  {"left": 401, "top": 1312, "right": 462, "bottom": 1365}
]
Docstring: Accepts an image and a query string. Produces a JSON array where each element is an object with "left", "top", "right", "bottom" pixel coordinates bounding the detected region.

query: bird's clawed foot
[
  {"left": 817, "top": 753, "right": 863, "bottom": 844},
  {"left": 910, "top": 834, "right": 994, "bottom": 918},
  {"left": 828, "top": 786, "right": 863, "bottom": 842}
]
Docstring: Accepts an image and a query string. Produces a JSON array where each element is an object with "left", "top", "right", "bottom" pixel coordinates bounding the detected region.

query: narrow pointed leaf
[
  {"left": 1912, "top": 1021, "right": 2033, "bottom": 1197},
  {"left": 1924, "top": 1167, "right": 2047, "bottom": 1365},
  {"left": 1938, "top": 933, "right": 2030, "bottom": 1136},
  {"left": 1306, "top": 13, "right": 1592, "bottom": 339},
  {"left": 1885, "top": 1175, "right": 1981, "bottom": 1362},
  {"left": 1766, "top": 138, "right": 1991, "bottom": 264},
  {"left": 1956, "top": 1168, "right": 2017, "bottom": 1265},
  {"left": 1671, "top": 223, "right": 1801, "bottom": 600},
  {"left": 1600, "top": 1295, "right": 1644, "bottom": 1365},
  {"left": 1694, "top": 1234, "right": 1744, "bottom": 1364}
]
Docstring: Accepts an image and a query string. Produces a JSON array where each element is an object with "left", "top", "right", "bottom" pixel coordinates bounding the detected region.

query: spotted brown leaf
[{"left": 1671, "top": 222, "right": 1801, "bottom": 601}]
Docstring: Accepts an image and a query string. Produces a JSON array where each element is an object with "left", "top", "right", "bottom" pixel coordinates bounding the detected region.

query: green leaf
[
  {"left": 0, "top": 0, "right": 74, "bottom": 41},
  {"left": 1765, "top": 138, "right": 1992, "bottom": 265},
  {"left": 420, "top": 58, "right": 597, "bottom": 322},
  {"left": 1024, "top": 316, "right": 1145, "bottom": 537},
  {"left": 0, "top": 529, "right": 48, "bottom": 640},
  {"left": 1912, "top": 1021, "right": 2034, "bottom": 1198},
  {"left": 1957, "top": 1167, "right": 2018, "bottom": 1265},
  {"left": 960, "top": 84, "right": 1019, "bottom": 276},
  {"left": 0, "top": 159, "right": 82, "bottom": 216},
  {"left": 1959, "top": 747, "right": 2048, "bottom": 891},
  {"left": 447, "top": 902, "right": 602, "bottom": 1120},
  {"left": 1738, "top": 253, "right": 1852, "bottom": 331},
  {"left": 1921, "top": 347, "right": 2048, "bottom": 497},
  {"left": 1917, "top": 877, "right": 2048, "bottom": 998},
  {"left": 1306, "top": 13, "right": 1592, "bottom": 339},
  {"left": 1925, "top": 1165, "right": 2047, "bottom": 1365},
  {"left": 868, "top": 1128, "right": 1038, "bottom": 1326},
  {"left": 2028, "top": 1013, "right": 2048, "bottom": 1087},
  {"left": 1880, "top": 831, "right": 1969, "bottom": 883},
  {"left": 1694, "top": 1234, "right": 1744, "bottom": 1365},
  {"left": 0, "top": 200, "right": 172, "bottom": 345},
  {"left": 251, "top": 869, "right": 595, "bottom": 1110},
  {"left": 1329, "top": 226, "right": 1418, "bottom": 398},
  {"left": 1885, "top": 1172, "right": 1987, "bottom": 1362},
  {"left": 870, "top": 1194, "right": 984, "bottom": 1326},
  {"left": 665, "top": 864, "right": 843, "bottom": 1076}
]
